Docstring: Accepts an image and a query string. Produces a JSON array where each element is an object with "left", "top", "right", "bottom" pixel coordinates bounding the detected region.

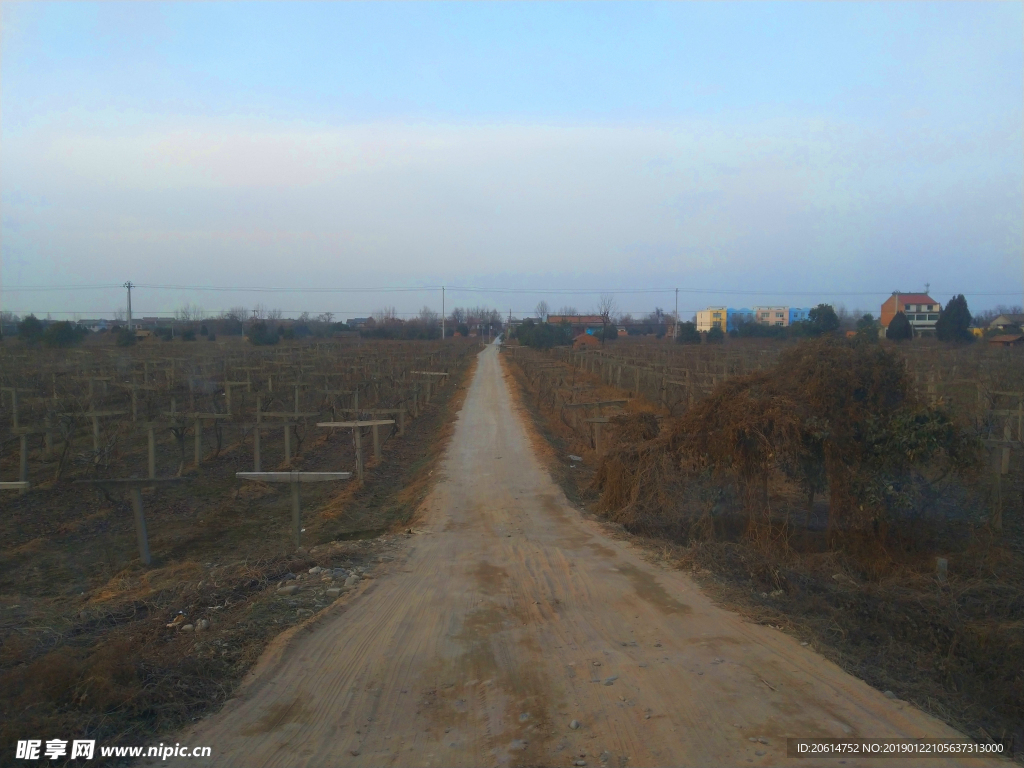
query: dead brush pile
[
  {"left": 592, "top": 337, "right": 1024, "bottom": 753},
  {"left": 596, "top": 338, "right": 978, "bottom": 541}
]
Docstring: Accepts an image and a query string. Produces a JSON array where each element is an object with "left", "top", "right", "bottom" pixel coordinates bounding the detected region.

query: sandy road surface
[{"left": 178, "top": 344, "right": 997, "bottom": 767}]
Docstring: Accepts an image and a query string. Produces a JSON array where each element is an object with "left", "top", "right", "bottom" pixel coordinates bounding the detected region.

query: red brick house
[{"left": 880, "top": 292, "right": 940, "bottom": 335}]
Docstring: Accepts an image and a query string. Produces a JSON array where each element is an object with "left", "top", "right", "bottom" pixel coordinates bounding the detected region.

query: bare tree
[
  {"left": 316, "top": 312, "right": 334, "bottom": 325},
  {"left": 596, "top": 294, "right": 617, "bottom": 345},
  {"left": 223, "top": 307, "right": 248, "bottom": 322},
  {"left": 558, "top": 305, "right": 578, "bottom": 316},
  {"left": 174, "top": 303, "right": 205, "bottom": 323},
  {"left": 974, "top": 305, "right": 1024, "bottom": 326},
  {"left": 251, "top": 304, "right": 267, "bottom": 320},
  {"left": 535, "top": 300, "right": 549, "bottom": 321},
  {"left": 266, "top": 308, "right": 284, "bottom": 321},
  {"left": 450, "top": 307, "right": 466, "bottom": 325},
  {"left": 418, "top": 306, "right": 440, "bottom": 327},
  {"left": 113, "top": 308, "right": 126, "bottom": 322},
  {"left": 374, "top": 307, "right": 398, "bottom": 324}
]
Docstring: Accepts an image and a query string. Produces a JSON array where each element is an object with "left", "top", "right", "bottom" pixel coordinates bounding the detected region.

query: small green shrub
[
  {"left": 41, "top": 321, "right": 86, "bottom": 348},
  {"left": 676, "top": 322, "right": 701, "bottom": 344},
  {"left": 886, "top": 312, "right": 913, "bottom": 341}
]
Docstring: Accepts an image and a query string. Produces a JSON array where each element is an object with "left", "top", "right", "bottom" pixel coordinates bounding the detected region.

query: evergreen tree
[
  {"left": 17, "top": 314, "right": 43, "bottom": 344},
  {"left": 935, "top": 294, "right": 973, "bottom": 342},
  {"left": 886, "top": 311, "right": 913, "bottom": 341},
  {"left": 807, "top": 304, "right": 840, "bottom": 336},
  {"left": 854, "top": 313, "right": 879, "bottom": 342},
  {"left": 676, "top": 321, "right": 701, "bottom": 345},
  {"left": 706, "top": 325, "right": 725, "bottom": 344}
]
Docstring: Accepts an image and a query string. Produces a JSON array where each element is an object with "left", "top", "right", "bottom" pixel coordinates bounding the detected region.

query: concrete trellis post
[
  {"left": 334, "top": 408, "right": 407, "bottom": 437},
  {"left": 88, "top": 405, "right": 128, "bottom": 453},
  {"left": 236, "top": 471, "right": 352, "bottom": 548},
  {"left": 75, "top": 477, "right": 187, "bottom": 566},
  {"left": 585, "top": 416, "right": 611, "bottom": 454},
  {"left": 317, "top": 420, "right": 395, "bottom": 482}
]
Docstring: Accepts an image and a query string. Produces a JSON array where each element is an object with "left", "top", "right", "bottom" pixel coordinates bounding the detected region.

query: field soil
[
  {"left": 0, "top": 345, "right": 474, "bottom": 765},
  {"left": 171, "top": 343, "right": 997, "bottom": 767}
]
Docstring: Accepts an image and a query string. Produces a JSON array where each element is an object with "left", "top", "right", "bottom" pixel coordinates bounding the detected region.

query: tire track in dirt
[{"left": 171, "top": 343, "right": 1000, "bottom": 767}]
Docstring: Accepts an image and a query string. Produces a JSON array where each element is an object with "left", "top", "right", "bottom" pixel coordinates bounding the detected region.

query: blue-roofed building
[
  {"left": 727, "top": 308, "right": 755, "bottom": 332},
  {"left": 788, "top": 308, "right": 811, "bottom": 324}
]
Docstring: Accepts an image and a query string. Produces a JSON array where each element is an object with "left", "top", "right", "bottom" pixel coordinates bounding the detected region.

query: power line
[{"left": 1, "top": 282, "right": 1020, "bottom": 297}]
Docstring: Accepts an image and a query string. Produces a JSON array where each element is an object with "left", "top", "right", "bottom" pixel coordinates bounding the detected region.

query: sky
[{"left": 1, "top": 1, "right": 1022, "bottom": 321}]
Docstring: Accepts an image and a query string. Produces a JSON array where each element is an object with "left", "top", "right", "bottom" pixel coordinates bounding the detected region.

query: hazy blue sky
[{"left": 2, "top": 1, "right": 1021, "bottom": 320}]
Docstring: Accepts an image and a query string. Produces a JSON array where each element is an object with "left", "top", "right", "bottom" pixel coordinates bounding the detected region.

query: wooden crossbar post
[
  {"left": 255, "top": 397, "right": 262, "bottom": 471},
  {"left": 19, "top": 435, "right": 28, "bottom": 491},
  {"left": 75, "top": 478, "right": 187, "bottom": 566},
  {"left": 131, "top": 487, "right": 150, "bottom": 565},
  {"left": 236, "top": 471, "right": 352, "bottom": 548},
  {"left": 355, "top": 427, "right": 363, "bottom": 481},
  {"left": 317, "top": 420, "right": 395, "bottom": 482},
  {"left": 194, "top": 418, "right": 203, "bottom": 467},
  {"left": 585, "top": 416, "right": 612, "bottom": 454}
]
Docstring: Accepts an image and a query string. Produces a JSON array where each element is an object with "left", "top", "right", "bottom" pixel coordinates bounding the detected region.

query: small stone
[
  {"left": 755, "top": 750, "right": 766, "bottom": 756},
  {"left": 638, "top": 663, "right": 648, "bottom": 668},
  {"left": 296, "top": 608, "right": 313, "bottom": 618},
  {"left": 344, "top": 575, "right": 360, "bottom": 587},
  {"left": 592, "top": 661, "right": 601, "bottom": 666},
  {"left": 197, "top": 618, "right": 210, "bottom": 631},
  {"left": 349, "top": 749, "right": 360, "bottom": 756},
  {"left": 883, "top": 690, "right": 896, "bottom": 699},
  {"left": 654, "top": 642, "right": 662, "bottom": 647},
  {"left": 603, "top": 676, "right": 617, "bottom": 685},
  {"left": 800, "top": 642, "right": 809, "bottom": 646},
  {"left": 569, "top": 719, "right": 581, "bottom": 730},
  {"left": 309, "top": 566, "right": 322, "bottom": 574},
  {"left": 180, "top": 624, "right": 194, "bottom": 632},
  {"left": 644, "top": 714, "right": 650, "bottom": 719},
  {"left": 278, "top": 585, "right": 300, "bottom": 595},
  {"left": 758, "top": 738, "right": 768, "bottom": 744},
  {"left": 575, "top": 762, "right": 587, "bottom": 766},
  {"left": 326, "top": 588, "right": 342, "bottom": 598}
]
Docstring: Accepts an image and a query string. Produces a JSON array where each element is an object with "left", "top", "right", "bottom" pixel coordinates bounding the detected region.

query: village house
[
  {"left": 880, "top": 292, "right": 940, "bottom": 335},
  {"left": 988, "top": 334, "right": 1024, "bottom": 348},
  {"left": 988, "top": 313, "right": 1024, "bottom": 331},
  {"left": 545, "top": 315, "right": 606, "bottom": 337}
]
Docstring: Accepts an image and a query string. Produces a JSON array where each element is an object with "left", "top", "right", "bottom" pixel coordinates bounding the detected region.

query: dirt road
[{"left": 181, "top": 344, "right": 994, "bottom": 767}]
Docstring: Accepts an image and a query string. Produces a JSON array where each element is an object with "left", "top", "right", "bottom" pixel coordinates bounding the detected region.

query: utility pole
[
  {"left": 124, "top": 281, "right": 134, "bottom": 330},
  {"left": 674, "top": 287, "right": 679, "bottom": 339},
  {"left": 441, "top": 286, "right": 445, "bottom": 340}
]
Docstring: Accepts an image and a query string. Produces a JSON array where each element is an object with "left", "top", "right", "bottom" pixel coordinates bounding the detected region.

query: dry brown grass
[
  {"left": 507, "top": 337, "right": 1024, "bottom": 760},
  {"left": 0, "top": 345, "right": 478, "bottom": 763}
]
